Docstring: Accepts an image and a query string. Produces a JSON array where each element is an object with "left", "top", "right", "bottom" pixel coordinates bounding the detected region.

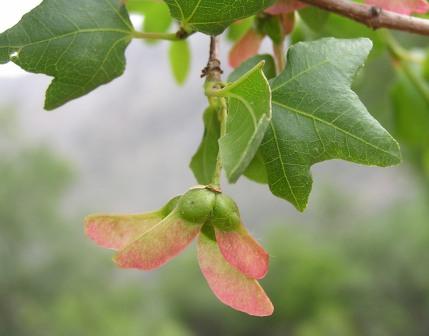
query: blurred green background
[{"left": 1, "top": 6, "right": 429, "bottom": 336}]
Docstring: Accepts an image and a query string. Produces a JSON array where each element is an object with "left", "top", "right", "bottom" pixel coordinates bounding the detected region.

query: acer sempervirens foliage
[{"left": 4, "top": 0, "right": 429, "bottom": 316}]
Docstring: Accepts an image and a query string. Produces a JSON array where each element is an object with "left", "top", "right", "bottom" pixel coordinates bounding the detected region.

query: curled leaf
[
  {"left": 85, "top": 212, "right": 163, "bottom": 250},
  {"left": 215, "top": 224, "right": 269, "bottom": 279},
  {"left": 114, "top": 211, "right": 200, "bottom": 270},
  {"left": 197, "top": 227, "right": 274, "bottom": 316},
  {"left": 364, "top": 0, "right": 429, "bottom": 15},
  {"left": 229, "top": 29, "right": 264, "bottom": 68}
]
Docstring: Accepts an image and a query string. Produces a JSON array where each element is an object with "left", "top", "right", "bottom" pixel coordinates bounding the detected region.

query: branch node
[
  {"left": 201, "top": 36, "right": 223, "bottom": 81},
  {"left": 369, "top": 6, "right": 382, "bottom": 18},
  {"left": 176, "top": 28, "right": 189, "bottom": 40}
]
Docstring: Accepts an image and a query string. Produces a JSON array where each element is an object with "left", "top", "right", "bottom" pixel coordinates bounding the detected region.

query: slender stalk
[
  {"left": 202, "top": 36, "right": 225, "bottom": 188},
  {"left": 212, "top": 97, "right": 228, "bottom": 188},
  {"left": 382, "top": 31, "right": 429, "bottom": 104},
  {"left": 273, "top": 41, "right": 286, "bottom": 73},
  {"left": 132, "top": 31, "right": 182, "bottom": 41}
]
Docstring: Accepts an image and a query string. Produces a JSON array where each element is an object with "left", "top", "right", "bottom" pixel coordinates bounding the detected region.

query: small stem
[
  {"left": 381, "top": 31, "right": 429, "bottom": 104},
  {"left": 202, "top": 36, "right": 225, "bottom": 188},
  {"left": 132, "top": 30, "right": 186, "bottom": 41},
  {"left": 212, "top": 97, "right": 228, "bottom": 188},
  {"left": 202, "top": 36, "right": 223, "bottom": 81},
  {"left": 273, "top": 41, "right": 286, "bottom": 73},
  {"left": 401, "top": 62, "right": 429, "bottom": 104},
  {"left": 379, "top": 30, "right": 409, "bottom": 61}
]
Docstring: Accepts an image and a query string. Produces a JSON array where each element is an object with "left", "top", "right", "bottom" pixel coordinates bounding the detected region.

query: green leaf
[
  {"left": 228, "top": 54, "right": 276, "bottom": 184},
  {"left": 169, "top": 40, "right": 191, "bottom": 85},
  {"left": 261, "top": 38, "right": 401, "bottom": 211},
  {"left": 255, "top": 14, "right": 283, "bottom": 45},
  {"left": 126, "top": 0, "right": 152, "bottom": 13},
  {"left": 423, "top": 51, "right": 429, "bottom": 81},
  {"left": 243, "top": 151, "right": 268, "bottom": 184},
  {"left": 226, "top": 17, "right": 254, "bottom": 42},
  {"left": 299, "top": 6, "right": 330, "bottom": 31},
  {"left": 164, "top": 0, "right": 275, "bottom": 35},
  {"left": 190, "top": 105, "right": 221, "bottom": 185},
  {"left": 127, "top": 1, "right": 172, "bottom": 45},
  {"left": 228, "top": 54, "right": 277, "bottom": 82},
  {"left": 0, "top": 0, "right": 133, "bottom": 110},
  {"left": 143, "top": 3, "right": 172, "bottom": 33},
  {"left": 218, "top": 61, "right": 272, "bottom": 182}
]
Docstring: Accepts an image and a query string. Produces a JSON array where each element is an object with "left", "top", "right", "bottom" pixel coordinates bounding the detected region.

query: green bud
[
  {"left": 177, "top": 188, "right": 216, "bottom": 224},
  {"left": 208, "top": 193, "right": 241, "bottom": 231},
  {"left": 160, "top": 195, "right": 182, "bottom": 217}
]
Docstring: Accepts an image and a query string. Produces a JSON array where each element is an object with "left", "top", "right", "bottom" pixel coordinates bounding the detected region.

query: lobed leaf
[
  {"left": 0, "top": 0, "right": 134, "bottom": 110},
  {"left": 164, "top": 0, "right": 275, "bottom": 35},
  {"left": 261, "top": 38, "right": 401, "bottom": 211},
  {"left": 197, "top": 226, "right": 274, "bottom": 316}
]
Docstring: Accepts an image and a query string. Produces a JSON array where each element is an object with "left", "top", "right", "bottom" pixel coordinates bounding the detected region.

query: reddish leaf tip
[
  {"left": 198, "top": 231, "right": 274, "bottom": 316},
  {"left": 229, "top": 29, "right": 264, "bottom": 68},
  {"left": 114, "top": 213, "right": 201, "bottom": 270},
  {"left": 84, "top": 213, "right": 162, "bottom": 250},
  {"left": 265, "top": 0, "right": 306, "bottom": 15},
  {"left": 215, "top": 226, "right": 269, "bottom": 279}
]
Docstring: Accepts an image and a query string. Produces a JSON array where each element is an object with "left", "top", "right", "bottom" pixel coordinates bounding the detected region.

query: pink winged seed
[
  {"left": 197, "top": 232, "right": 274, "bottom": 317},
  {"left": 365, "top": 0, "right": 429, "bottom": 15},
  {"left": 114, "top": 212, "right": 201, "bottom": 270},
  {"left": 85, "top": 213, "right": 162, "bottom": 250},
  {"left": 215, "top": 225, "right": 269, "bottom": 280},
  {"left": 229, "top": 29, "right": 264, "bottom": 68},
  {"left": 265, "top": 0, "right": 306, "bottom": 15}
]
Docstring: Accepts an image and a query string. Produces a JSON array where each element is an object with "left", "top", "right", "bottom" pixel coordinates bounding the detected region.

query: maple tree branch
[
  {"left": 202, "top": 36, "right": 223, "bottom": 81},
  {"left": 299, "top": 0, "right": 429, "bottom": 36}
]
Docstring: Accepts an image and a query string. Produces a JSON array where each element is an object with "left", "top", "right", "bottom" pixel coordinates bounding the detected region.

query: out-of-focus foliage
[
  {"left": 0, "top": 112, "right": 191, "bottom": 336},
  {"left": 2, "top": 110, "right": 429, "bottom": 335}
]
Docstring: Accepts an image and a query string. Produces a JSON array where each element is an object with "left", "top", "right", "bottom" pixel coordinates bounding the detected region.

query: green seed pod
[
  {"left": 177, "top": 188, "right": 216, "bottom": 224},
  {"left": 208, "top": 193, "right": 241, "bottom": 231},
  {"left": 160, "top": 195, "right": 182, "bottom": 217}
]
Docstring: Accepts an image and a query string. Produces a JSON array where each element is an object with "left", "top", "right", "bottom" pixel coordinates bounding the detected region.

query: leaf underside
[
  {"left": 0, "top": 0, "right": 133, "bottom": 110},
  {"left": 219, "top": 61, "right": 272, "bottom": 183},
  {"left": 164, "top": 0, "right": 275, "bottom": 35},
  {"left": 260, "top": 38, "right": 401, "bottom": 211}
]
